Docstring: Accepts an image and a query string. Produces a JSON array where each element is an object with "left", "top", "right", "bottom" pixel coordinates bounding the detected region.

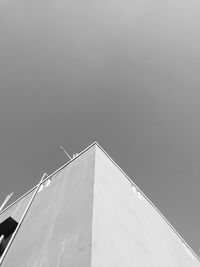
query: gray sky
[{"left": 1, "top": 0, "right": 200, "bottom": 256}]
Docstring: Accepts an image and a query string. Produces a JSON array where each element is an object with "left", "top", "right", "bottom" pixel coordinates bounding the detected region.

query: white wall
[{"left": 92, "top": 145, "right": 200, "bottom": 266}]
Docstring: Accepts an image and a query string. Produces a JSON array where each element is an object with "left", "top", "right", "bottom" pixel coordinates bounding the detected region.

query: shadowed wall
[{"left": 0, "top": 144, "right": 199, "bottom": 266}]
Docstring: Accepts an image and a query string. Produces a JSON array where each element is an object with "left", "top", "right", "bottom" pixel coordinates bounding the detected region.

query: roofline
[
  {"left": 95, "top": 142, "right": 200, "bottom": 263},
  {"left": 0, "top": 140, "right": 199, "bottom": 262},
  {"left": 0, "top": 141, "right": 97, "bottom": 215}
]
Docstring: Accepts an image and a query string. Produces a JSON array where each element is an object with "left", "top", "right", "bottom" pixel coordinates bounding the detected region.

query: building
[{"left": 0, "top": 142, "right": 199, "bottom": 266}]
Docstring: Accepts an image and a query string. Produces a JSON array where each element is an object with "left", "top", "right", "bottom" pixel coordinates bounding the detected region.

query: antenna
[
  {"left": 59, "top": 146, "right": 72, "bottom": 160},
  {"left": 0, "top": 193, "right": 14, "bottom": 212}
]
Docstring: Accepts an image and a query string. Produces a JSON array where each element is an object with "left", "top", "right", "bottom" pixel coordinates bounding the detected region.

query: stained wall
[
  {"left": 1, "top": 146, "right": 95, "bottom": 267},
  {"left": 0, "top": 190, "right": 35, "bottom": 224},
  {"left": 91, "top": 145, "right": 200, "bottom": 266},
  {"left": 1, "top": 143, "right": 199, "bottom": 266}
]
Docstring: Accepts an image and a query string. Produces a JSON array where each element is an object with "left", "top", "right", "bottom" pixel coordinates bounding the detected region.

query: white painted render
[
  {"left": 92, "top": 145, "right": 200, "bottom": 266},
  {"left": 0, "top": 143, "right": 199, "bottom": 266}
]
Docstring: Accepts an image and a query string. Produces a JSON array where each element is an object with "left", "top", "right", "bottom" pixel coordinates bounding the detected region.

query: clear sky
[{"left": 1, "top": 0, "right": 200, "bottom": 256}]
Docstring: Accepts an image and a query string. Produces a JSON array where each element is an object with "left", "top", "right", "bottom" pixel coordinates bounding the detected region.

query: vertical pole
[
  {"left": 0, "top": 173, "right": 46, "bottom": 265},
  {"left": 0, "top": 193, "right": 14, "bottom": 213}
]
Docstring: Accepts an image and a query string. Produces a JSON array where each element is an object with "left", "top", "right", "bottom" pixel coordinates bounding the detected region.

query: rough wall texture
[
  {"left": 1, "top": 146, "right": 95, "bottom": 267},
  {"left": 91, "top": 145, "right": 200, "bottom": 267},
  {"left": 0, "top": 144, "right": 199, "bottom": 266},
  {"left": 0, "top": 190, "right": 34, "bottom": 224}
]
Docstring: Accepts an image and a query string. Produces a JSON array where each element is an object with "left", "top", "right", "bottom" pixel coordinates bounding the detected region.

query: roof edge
[
  {"left": 0, "top": 141, "right": 97, "bottom": 216},
  {"left": 1, "top": 140, "right": 199, "bottom": 262},
  {"left": 95, "top": 142, "right": 200, "bottom": 263}
]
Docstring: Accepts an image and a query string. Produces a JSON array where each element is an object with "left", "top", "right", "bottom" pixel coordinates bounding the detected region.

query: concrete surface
[
  {"left": 0, "top": 143, "right": 199, "bottom": 266},
  {"left": 92, "top": 145, "right": 200, "bottom": 266},
  {"left": 1, "top": 146, "right": 95, "bottom": 267},
  {"left": 0, "top": 190, "right": 34, "bottom": 223}
]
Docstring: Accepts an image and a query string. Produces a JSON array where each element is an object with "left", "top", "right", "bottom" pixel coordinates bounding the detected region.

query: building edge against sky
[{"left": 0, "top": 142, "right": 199, "bottom": 266}]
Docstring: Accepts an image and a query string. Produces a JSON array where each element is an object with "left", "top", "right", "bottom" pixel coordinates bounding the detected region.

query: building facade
[{"left": 0, "top": 143, "right": 199, "bottom": 266}]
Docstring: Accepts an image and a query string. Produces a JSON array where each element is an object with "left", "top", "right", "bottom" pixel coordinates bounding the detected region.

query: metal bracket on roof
[{"left": 38, "top": 173, "right": 48, "bottom": 192}]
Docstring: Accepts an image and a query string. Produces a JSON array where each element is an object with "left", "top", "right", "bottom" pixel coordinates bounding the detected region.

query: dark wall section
[
  {"left": 0, "top": 190, "right": 34, "bottom": 225},
  {"left": 2, "top": 146, "right": 95, "bottom": 267}
]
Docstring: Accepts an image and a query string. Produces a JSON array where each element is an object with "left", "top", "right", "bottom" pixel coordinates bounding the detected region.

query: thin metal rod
[
  {"left": 59, "top": 146, "right": 72, "bottom": 160},
  {"left": 0, "top": 193, "right": 13, "bottom": 213},
  {"left": 0, "top": 174, "right": 46, "bottom": 265},
  {"left": 0, "top": 142, "right": 97, "bottom": 216}
]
